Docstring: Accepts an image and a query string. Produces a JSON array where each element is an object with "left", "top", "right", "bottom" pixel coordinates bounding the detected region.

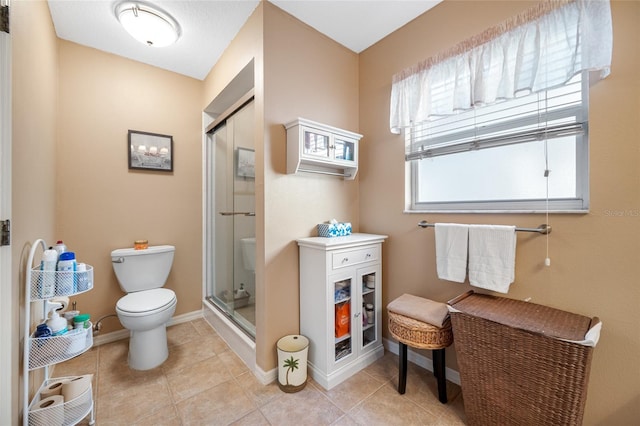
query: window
[
  {"left": 390, "top": 0, "right": 612, "bottom": 213},
  {"left": 406, "top": 73, "right": 589, "bottom": 213}
]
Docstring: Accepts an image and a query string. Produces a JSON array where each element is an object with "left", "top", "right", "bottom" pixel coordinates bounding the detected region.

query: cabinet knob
[
  {"left": 342, "top": 257, "right": 348, "bottom": 263},
  {"left": 365, "top": 253, "right": 371, "bottom": 258}
]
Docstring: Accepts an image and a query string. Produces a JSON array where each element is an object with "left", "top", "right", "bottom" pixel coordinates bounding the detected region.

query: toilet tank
[{"left": 111, "top": 245, "right": 175, "bottom": 293}]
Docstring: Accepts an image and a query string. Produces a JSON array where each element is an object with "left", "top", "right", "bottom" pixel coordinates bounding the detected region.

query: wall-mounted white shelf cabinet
[
  {"left": 23, "top": 239, "right": 95, "bottom": 426},
  {"left": 297, "top": 233, "right": 387, "bottom": 390},
  {"left": 285, "top": 118, "right": 362, "bottom": 180}
]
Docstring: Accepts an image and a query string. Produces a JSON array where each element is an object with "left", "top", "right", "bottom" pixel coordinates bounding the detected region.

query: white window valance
[{"left": 390, "top": 0, "right": 612, "bottom": 134}]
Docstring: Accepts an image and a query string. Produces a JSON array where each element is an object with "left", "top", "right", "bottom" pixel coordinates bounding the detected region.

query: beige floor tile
[
  {"left": 96, "top": 374, "right": 174, "bottom": 424},
  {"left": 160, "top": 334, "right": 222, "bottom": 375},
  {"left": 218, "top": 348, "right": 250, "bottom": 378},
  {"left": 330, "top": 413, "right": 361, "bottom": 426},
  {"left": 235, "top": 371, "right": 283, "bottom": 407},
  {"left": 166, "top": 354, "right": 233, "bottom": 403},
  {"left": 166, "top": 322, "right": 201, "bottom": 347},
  {"left": 229, "top": 409, "right": 271, "bottom": 426},
  {"left": 347, "top": 382, "right": 436, "bottom": 425},
  {"left": 363, "top": 351, "right": 399, "bottom": 384},
  {"left": 175, "top": 379, "right": 256, "bottom": 425},
  {"left": 260, "top": 383, "right": 345, "bottom": 426},
  {"left": 397, "top": 363, "right": 462, "bottom": 417},
  {"left": 313, "top": 370, "right": 385, "bottom": 412},
  {"left": 55, "top": 323, "right": 468, "bottom": 426},
  {"left": 132, "top": 405, "right": 182, "bottom": 426}
]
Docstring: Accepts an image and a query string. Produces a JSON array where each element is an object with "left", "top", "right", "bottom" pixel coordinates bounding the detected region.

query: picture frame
[
  {"left": 128, "top": 130, "right": 173, "bottom": 172},
  {"left": 236, "top": 147, "right": 255, "bottom": 178}
]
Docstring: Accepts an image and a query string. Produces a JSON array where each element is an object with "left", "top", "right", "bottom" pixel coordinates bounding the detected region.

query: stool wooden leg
[
  {"left": 398, "top": 342, "right": 408, "bottom": 394},
  {"left": 433, "top": 348, "right": 447, "bottom": 404}
]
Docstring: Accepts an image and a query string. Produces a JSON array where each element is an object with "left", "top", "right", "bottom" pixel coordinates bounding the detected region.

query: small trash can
[{"left": 277, "top": 334, "right": 309, "bottom": 393}]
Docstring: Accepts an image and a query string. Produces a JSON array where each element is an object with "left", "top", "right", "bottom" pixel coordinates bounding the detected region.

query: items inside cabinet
[{"left": 23, "top": 239, "right": 95, "bottom": 426}]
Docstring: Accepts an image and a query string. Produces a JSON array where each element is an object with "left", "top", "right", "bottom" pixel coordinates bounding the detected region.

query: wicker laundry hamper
[{"left": 448, "top": 291, "right": 601, "bottom": 426}]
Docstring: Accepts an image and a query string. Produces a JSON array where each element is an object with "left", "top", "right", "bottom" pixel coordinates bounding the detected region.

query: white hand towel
[
  {"left": 468, "top": 225, "right": 517, "bottom": 293},
  {"left": 435, "top": 223, "right": 469, "bottom": 283}
]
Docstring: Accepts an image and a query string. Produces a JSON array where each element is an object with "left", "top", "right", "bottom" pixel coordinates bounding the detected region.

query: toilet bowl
[{"left": 111, "top": 245, "right": 176, "bottom": 370}]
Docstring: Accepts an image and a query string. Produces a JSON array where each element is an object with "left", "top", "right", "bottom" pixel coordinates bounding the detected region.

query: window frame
[{"left": 406, "top": 74, "right": 590, "bottom": 214}]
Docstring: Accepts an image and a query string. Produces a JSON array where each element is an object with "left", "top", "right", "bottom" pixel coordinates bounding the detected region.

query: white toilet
[{"left": 111, "top": 245, "right": 177, "bottom": 370}]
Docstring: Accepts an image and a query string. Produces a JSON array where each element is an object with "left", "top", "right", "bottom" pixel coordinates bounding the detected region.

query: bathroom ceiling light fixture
[{"left": 116, "top": 2, "right": 181, "bottom": 47}]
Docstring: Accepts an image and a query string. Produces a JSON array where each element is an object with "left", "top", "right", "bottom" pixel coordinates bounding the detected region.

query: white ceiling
[{"left": 47, "top": 0, "right": 441, "bottom": 80}]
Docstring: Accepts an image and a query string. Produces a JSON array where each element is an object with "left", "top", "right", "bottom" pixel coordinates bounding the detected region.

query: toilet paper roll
[
  {"left": 31, "top": 395, "right": 64, "bottom": 426},
  {"left": 50, "top": 297, "right": 70, "bottom": 313},
  {"left": 61, "top": 374, "right": 93, "bottom": 401},
  {"left": 39, "top": 379, "right": 69, "bottom": 399}
]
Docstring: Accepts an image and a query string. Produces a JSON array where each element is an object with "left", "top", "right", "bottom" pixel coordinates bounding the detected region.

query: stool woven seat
[
  {"left": 387, "top": 295, "right": 453, "bottom": 404},
  {"left": 388, "top": 312, "right": 453, "bottom": 349}
]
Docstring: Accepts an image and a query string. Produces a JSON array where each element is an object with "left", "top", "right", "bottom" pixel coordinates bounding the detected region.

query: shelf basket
[
  {"left": 28, "top": 323, "right": 93, "bottom": 370},
  {"left": 30, "top": 266, "right": 94, "bottom": 300},
  {"left": 28, "top": 377, "right": 93, "bottom": 426}
]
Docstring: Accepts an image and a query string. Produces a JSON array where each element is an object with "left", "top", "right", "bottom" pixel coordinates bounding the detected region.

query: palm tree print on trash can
[{"left": 277, "top": 335, "right": 309, "bottom": 393}]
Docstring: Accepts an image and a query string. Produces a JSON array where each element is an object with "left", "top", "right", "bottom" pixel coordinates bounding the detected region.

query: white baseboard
[
  {"left": 383, "top": 337, "right": 460, "bottom": 385},
  {"left": 92, "top": 310, "right": 204, "bottom": 347}
]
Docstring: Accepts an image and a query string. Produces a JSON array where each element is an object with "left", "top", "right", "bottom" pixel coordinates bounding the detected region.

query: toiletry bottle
[
  {"left": 54, "top": 240, "right": 67, "bottom": 257},
  {"left": 34, "top": 323, "right": 52, "bottom": 338},
  {"left": 76, "top": 263, "right": 89, "bottom": 291},
  {"left": 57, "top": 252, "right": 77, "bottom": 294},
  {"left": 40, "top": 248, "right": 58, "bottom": 298},
  {"left": 366, "top": 303, "right": 375, "bottom": 324},
  {"left": 46, "top": 304, "right": 68, "bottom": 336}
]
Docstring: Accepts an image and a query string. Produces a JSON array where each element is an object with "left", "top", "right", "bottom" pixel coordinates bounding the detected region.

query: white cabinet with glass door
[
  {"left": 297, "top": 233, "right": 387, "bottom": 390},
  {"left": 285, "top": 118, "right": 362, "bottom": 180}
]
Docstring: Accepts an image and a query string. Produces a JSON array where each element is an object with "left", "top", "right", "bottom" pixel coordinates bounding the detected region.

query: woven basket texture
[
  {"left": 449, "top": 292, "right": 595, "bottom": 426},
  {"left": 388, "top": 311, "right": 453, "bottom": 349}
]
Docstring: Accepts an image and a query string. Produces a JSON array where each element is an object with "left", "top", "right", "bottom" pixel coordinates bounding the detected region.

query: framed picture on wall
[
  {"left": 236, "top": 147, "right": 255, "bottom": 178},
  {"left": 128, "top": 130, "right": 173, "bottom": 172}
]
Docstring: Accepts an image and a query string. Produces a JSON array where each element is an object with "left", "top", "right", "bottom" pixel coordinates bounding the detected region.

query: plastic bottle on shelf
[
  {"left": 366, "top": 303, "right": 375, "bottom": 324},
  {"left": 57, "top": 252, "right": 77, "bottom": 294},
  {"left": 54, "top": 240, "right": 67, "bottom": 258},
  {"left": 46, "top": 304, "right": 68, "bottom": 336},
  {"left": 40, "top": 248, "right": 58, "bottom": 298},
  {"left": 34, "top": 323, "right": 52, "bottom": 338}
]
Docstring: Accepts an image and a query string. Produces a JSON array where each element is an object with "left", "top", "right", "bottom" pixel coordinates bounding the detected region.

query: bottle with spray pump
[{"left": 46, "top": 302, "right": 68, "bottom": 336}]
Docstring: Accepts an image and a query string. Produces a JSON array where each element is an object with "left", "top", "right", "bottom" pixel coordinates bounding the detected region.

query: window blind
[{"left": 405, "top": 74, "right": 586, "bottom": 161}]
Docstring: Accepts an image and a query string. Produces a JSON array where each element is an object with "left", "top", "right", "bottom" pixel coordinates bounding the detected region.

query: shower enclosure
[{"left": 205, "top": 99, "right": 256, "bottom": 338}]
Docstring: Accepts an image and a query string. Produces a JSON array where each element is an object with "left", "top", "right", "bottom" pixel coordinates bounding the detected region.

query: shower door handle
[{"left": 219, "top": 211, "right": 255, "bottom": 216}]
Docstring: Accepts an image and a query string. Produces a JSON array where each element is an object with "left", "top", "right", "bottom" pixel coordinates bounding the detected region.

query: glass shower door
[{"left": 206, "top": 100, "right": 256, "bottom": 338}]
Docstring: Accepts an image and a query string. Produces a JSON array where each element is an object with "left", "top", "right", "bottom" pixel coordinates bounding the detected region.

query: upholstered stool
[{"left": 387, "top": 294, "right": 453, "bottom": 403}]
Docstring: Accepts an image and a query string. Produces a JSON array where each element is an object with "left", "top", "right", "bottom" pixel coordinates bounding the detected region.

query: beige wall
[
  {"left": 12, "top": 0, "right": 59, "bottom": 423},
  {"left": 261, "top": 2, "right": 360, "bottom": 369},
  {"left": 55, "top": 41, "right": 203, "bottom": 333},
  {"left": 11, "top": 0, "right": 638, "bottom": 423},
  {"left": 359, "top": 0, "right": 640, "bottom": 424},
  {"left": 203, "top": 2, "right": 360, "bottom": 371}
]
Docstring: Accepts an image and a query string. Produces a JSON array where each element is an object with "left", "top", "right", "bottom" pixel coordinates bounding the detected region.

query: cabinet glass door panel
[
  {"left": 334, "top": 138, "right": 355, "bottom": 162},
  {"left": 360, "top": 270, "right": 378, "bottom": 351},
  {"left": 303, "top": 130, "right": 331, "bottom": 159},
  {"left": 334, "top": 278, "right": 353, "bottom": 362}
]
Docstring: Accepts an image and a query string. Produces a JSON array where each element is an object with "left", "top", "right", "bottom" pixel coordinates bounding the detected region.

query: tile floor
[{"left": 54, "top": 318, "right": 467, "bottom": 425}]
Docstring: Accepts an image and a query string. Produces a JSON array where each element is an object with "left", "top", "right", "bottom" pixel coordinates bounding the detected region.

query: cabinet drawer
[{"left": 332, "top": 246, "right": 379, "bottom": 270}]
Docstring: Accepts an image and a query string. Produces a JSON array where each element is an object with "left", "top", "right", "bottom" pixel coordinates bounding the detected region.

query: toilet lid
[{"left": 117, "top": 288, "right": 176, "bottom": 313}]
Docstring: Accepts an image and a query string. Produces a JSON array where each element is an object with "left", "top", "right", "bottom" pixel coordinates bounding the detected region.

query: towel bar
[{"left": 418, "top": 220, "right": 551, "bottom": 235}]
